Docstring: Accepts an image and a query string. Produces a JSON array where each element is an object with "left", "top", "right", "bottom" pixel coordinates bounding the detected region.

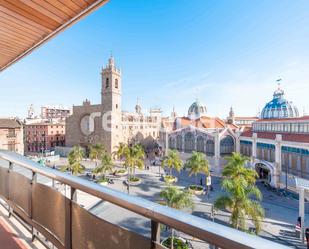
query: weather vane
[{"left": 276, "top": 78, "right": 282, "bottom": 89}]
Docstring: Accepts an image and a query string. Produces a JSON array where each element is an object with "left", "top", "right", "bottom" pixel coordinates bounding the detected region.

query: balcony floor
[{"left": 0, "top": 202, "right": 44, "bottom": 249}]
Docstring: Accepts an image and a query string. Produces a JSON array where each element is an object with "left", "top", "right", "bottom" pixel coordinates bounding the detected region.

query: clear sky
[{"left": 1, "top": 0, "right": 309, "bottom": 118}]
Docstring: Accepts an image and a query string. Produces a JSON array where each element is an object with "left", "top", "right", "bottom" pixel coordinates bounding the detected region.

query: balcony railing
[{"left": 0, "top": 150, "right": 289, "bottom": 249}]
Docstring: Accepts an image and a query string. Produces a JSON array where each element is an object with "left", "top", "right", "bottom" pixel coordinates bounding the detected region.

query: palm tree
[
  {"left": 160, "top": 186, "right": 193, "bottom": 249},
  {"left": 113, "top": 142, "right": 127, "bottom": 161},
  {"left": 89, "top": 144, "right": 105, "bottom": 167},
  {"left": 92, "top": 153, "right": 114, "bottom": 181},
  {"left": 186, "top": 151, "right": 209, "bottom": 189},
  {"left": 62, "top": 146, "right": 85, "bottom": 176},
  {"left": 161, "top": 150, "right": 183, "bottom": 178},
  {"left": 124, "top": 144, "right": 145, "bottom": 179},
  {"left": 214, "top": 152, "right": 264, "bottom": 233}
]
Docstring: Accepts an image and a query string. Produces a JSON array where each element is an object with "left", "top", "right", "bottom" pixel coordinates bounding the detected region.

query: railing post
[
  {"left": 7, "top": 161, "right": 13, "bottom": 218},
  {"left": 31, "top": 171, "right": 37, "bottom": 242},
  {"left": 65, "top": 187, "right": 77, "bottom": 249},
  {"left": 151, "top": 220, "right": 160, "bottom": 249}
]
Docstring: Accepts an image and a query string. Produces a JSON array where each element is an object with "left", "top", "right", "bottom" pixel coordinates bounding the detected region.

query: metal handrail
[{"left": 0, "top": 150, "right": 289, "bottom": 249}]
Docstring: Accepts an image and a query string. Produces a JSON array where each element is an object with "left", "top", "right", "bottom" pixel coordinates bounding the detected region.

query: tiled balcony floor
[{"left": 0, "top": 202, "right": 44, "bottom": 249}]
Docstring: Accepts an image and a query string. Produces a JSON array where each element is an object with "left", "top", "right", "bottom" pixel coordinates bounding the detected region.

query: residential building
[
  {"left": 41, "top": 105, "right": 71, "bottom": 121},
  {"left": 0, "top": 118, "right": 24, "bottom": 155},
  {"left": 25, "top": 122, "right": 65, "bottom": 154}
]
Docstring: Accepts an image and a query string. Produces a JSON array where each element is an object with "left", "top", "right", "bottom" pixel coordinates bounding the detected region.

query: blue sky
[{"left": 1, "top": 0, "right": 309, "bottom": 118}]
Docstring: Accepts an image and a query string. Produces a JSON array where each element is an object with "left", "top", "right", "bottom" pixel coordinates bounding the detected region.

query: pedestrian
[
  {"left": 306, "top": 228, "right": 309, "bottom": 249},
  {"left": 200, "top": 178, "right": 203, "bottom": 186}
]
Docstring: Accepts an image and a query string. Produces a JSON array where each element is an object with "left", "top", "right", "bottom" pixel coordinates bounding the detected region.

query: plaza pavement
[{"left": 50, "top": 157, "right": 309, "bottom": 248}]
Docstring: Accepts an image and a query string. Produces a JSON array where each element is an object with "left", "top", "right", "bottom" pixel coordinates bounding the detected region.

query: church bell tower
[{"left": 101, "top": 56, "right": 122, "bottom": 153}]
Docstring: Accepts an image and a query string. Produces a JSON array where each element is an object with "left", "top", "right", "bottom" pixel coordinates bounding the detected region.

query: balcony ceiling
[{"left": 0, "top": 0, "right": 109, "bottom": 72}]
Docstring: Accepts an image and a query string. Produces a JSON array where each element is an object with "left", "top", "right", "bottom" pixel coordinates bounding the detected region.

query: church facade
[{"left": 65, "top": 57, "right": 161, "bottom": 153}]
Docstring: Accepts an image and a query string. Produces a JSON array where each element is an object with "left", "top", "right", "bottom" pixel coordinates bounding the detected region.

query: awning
[{"left": 0, "top": 0, "right": 109, "bottom": 72}]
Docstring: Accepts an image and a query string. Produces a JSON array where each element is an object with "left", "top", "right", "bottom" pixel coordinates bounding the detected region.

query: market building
[
  {"left": 161, "top": 100, "right": 240, "bottom": 170},
  {"left": 238, "top": 85, "right": 309, "bottom": 189}
]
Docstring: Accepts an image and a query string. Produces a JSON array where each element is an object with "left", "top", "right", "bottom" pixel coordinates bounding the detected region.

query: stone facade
[
  {"left": 0, "top": 118, "right": 24, "bottom": 155},
  {"left": 65, "top": 56, "right": 161, "bottom": 154}
]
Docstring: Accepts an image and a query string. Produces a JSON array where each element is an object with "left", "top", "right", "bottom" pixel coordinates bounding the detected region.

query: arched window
[
  {"left": 196, "top": 136, "right": 205, "bottom": 152},
  {"left": 206, "top": 140, "right": 214, "bottom": 155},
  {"left": 115, "top": 79, "right": 118, "bottom": 89},
  {"left": 220, "top": 136, "right": 234, "bottom": 155},
  {"left": 169, "top": 137, "right": 175, "bottom": 149},
  {"left": 106, "top": 78, "right": 109, "bottom": 88},
  {"left": 184, "top": 132, "right": 195, "bottom": 153},
  {"left": 176, "top": 135, "right": 182, "bottom": 151}
]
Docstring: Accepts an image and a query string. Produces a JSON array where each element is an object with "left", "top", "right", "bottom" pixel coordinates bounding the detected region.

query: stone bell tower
[{"left": 101, "top": 56, "right": 122, "bottom": 153}]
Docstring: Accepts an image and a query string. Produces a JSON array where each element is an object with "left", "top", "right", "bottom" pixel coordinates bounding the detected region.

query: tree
[
  {"left": 89, "top": 144, "right": 105, "bottom": 166},
  {"left": 92, "top": 153, "right": 114, "bottom": 180},
  {"left": 124, "top": 144, "right": 145, "bottom": 178},
  {"left": 214, "top": 152, "right": 264, "bottom": 233},
  {"left": 161, "top": 150, "right": 183, "bottom": 177},
  {"left": 62, "top": 146, "right": 85, "bottom": 176},
  {"left": 113, "top": 142, "right": 127, "bottom": 161},
  {"left": 160, "top": 186, "right": 193, "bottom": 249},
  {"left": 185, "top": 151, "right": 209, "bottom": 188}
]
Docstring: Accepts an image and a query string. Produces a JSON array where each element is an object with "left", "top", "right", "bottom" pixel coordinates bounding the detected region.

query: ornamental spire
[{"left": 273, "top": 78, "right": 284, "bottom": 99}]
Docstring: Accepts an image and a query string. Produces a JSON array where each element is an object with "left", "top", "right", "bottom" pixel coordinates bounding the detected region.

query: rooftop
[
  {"left": 241, "top": 128, "right": 309, "bottom": 143},
  {"left": 0, "top": 118, "right": 22, "bottom": 129}
]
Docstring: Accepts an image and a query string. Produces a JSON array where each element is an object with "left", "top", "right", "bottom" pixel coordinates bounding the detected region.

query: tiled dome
[
  {"left": 260, "top": 86, "right": 299, "bottom": 119},
  {"left": 188, "top": 99, "right": 207, "bottom": 119}
]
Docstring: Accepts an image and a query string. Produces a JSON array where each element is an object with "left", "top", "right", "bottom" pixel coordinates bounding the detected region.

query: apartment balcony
[{"left": 0, "top": 150, "right": 288, "bottom": 249}]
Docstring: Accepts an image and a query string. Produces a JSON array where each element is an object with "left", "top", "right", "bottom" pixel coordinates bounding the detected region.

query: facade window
[
  {"left": 7, "top": 128, "right": 15, "bottom": 137},
  {"left": 115, "top": 79, "right": 118, "bottom": 89},
  {"left": 106, "top": 78, "right": 109, "bottom": 88}
]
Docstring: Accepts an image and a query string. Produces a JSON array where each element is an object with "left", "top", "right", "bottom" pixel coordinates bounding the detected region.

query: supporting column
[
  {"left": 274, "top": 134, "right": 282, "bottom": 188},
  {"left": 182, "top": 134, "right": 185, "bottom": 152},
  {"left": 252, "top": 133, "right": 257, "bottom": 159},
  {"left": 165, "top": 129, "right": 168, "bottom": 156},
  {"left": 214, "top": 130, "right": 220, "bottom": 168},
  {"left": 204, "top": 136, "right": 207, "bottom": 154},
  {"left": 299, "top": 188, "right": 305, "bottom": 243},
  {"left": 235, "top": 131, "right": 241, "bottom": 153}
]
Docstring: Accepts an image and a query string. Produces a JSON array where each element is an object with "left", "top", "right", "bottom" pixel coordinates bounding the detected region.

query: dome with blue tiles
[
  {"left": 260, "top": 83, "right": 299, "bottom": 119},
  {"left": 188, "top": 99, "right": 207, "bottom": 119}
]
